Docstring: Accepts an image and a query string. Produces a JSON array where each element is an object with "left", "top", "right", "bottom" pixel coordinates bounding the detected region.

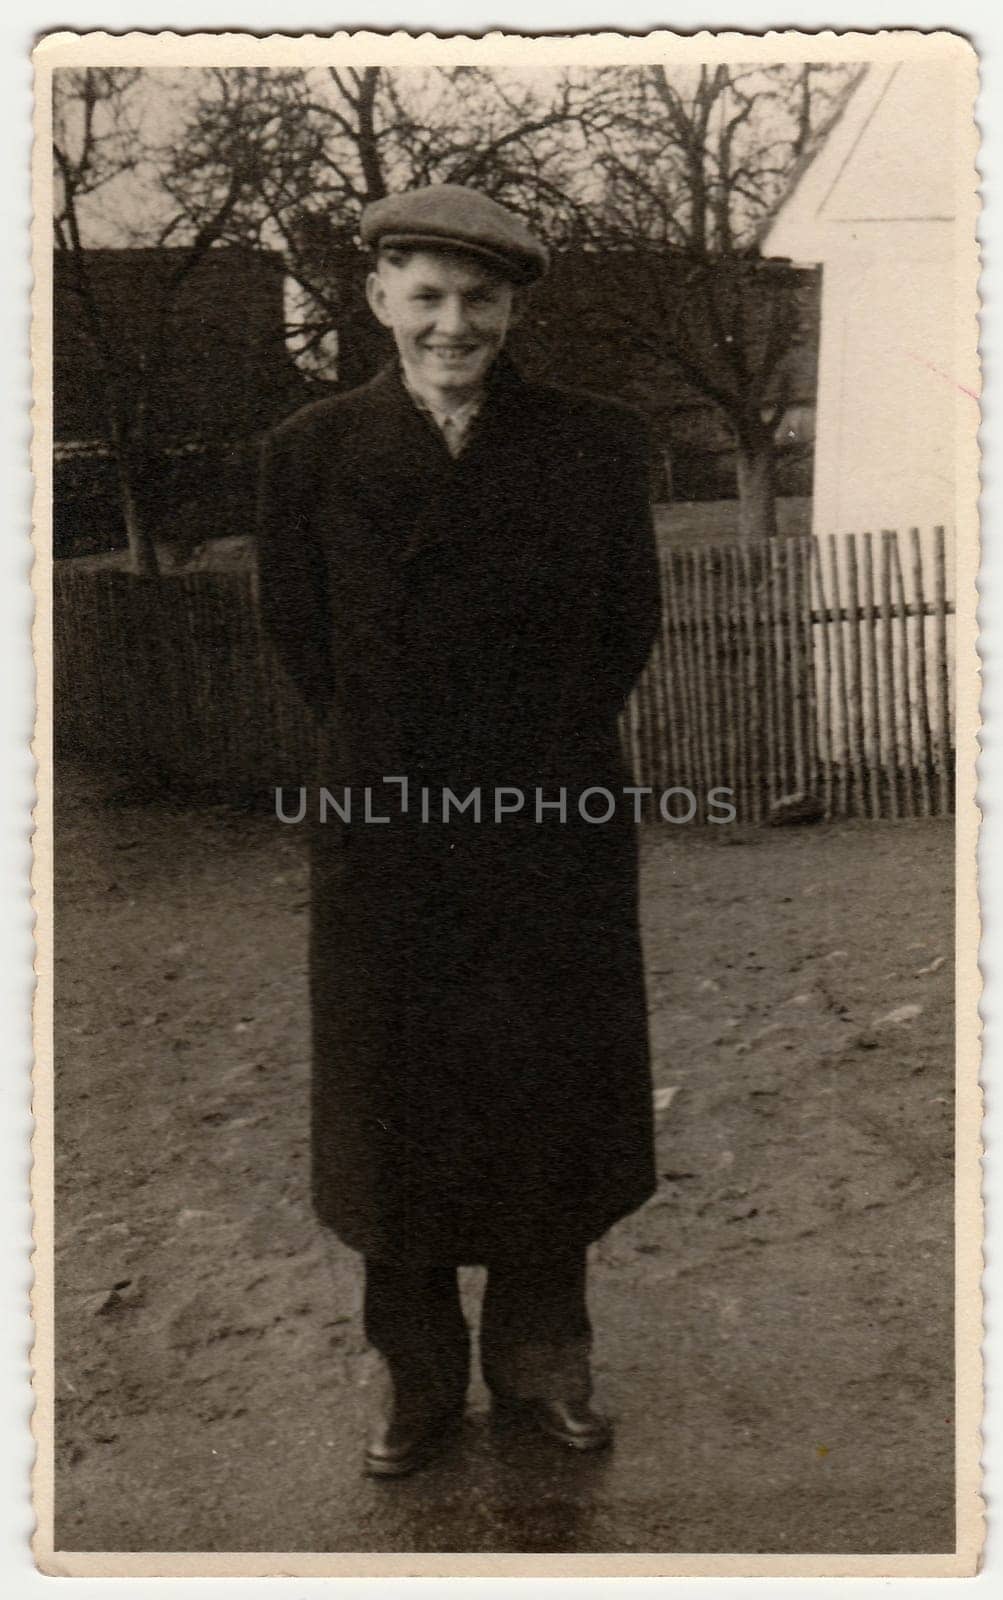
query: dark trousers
[{"left": 364, "top": 1245, "right": 592, "bottom": 1401}]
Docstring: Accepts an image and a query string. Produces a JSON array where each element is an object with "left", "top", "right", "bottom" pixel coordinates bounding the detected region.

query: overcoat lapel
[
  {"left": 327, "top": 364, "right": 452, "bottom": 558},
  {"left": 337, "top": 357, "right": 556, "bottom": 568}
]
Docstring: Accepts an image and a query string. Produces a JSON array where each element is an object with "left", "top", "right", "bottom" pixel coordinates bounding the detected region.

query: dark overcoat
[{"left": 256, "top": 357, "right": 661, "bottom": 1263}]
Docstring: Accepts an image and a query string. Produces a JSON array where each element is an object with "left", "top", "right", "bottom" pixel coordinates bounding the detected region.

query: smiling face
[{"left": 365, "top": 249, "right": 515, "bottom": 408}]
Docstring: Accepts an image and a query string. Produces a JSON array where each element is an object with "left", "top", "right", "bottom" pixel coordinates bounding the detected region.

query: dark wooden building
[{"left": 53, "top": 244, "right": 818, "bottom": 558}]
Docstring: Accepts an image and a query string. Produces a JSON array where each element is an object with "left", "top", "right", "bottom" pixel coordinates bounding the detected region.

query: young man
[{"left": 257, "top": 183, "right": 661, "bottom": 1477}]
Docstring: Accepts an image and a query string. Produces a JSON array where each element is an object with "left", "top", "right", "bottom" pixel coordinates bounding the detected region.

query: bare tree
[
  {"left": 169, "top": 61, "right": 861, "bottom": 535},
  {"left": 57, "top": 62, "right": 862, "bottom": 553},
  {"left": 161, "top": 66, "right": 597, "bottom": 377},
  {"left": 53, "top": 67, "right": 258, "bottom": 573},
  {"left": 578, "top": 62, "right": 863, "bottom": 537}
]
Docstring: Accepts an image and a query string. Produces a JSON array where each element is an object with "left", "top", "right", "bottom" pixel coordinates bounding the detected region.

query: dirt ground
[{"left": 52, "top": 762, "right": 955, "bottom": 1555}]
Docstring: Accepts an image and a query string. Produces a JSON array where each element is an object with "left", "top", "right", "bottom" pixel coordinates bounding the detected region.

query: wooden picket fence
[
  {"left": 54, "top": 527, "right": 955, "bottom": 821},
  {"left": 623, "top": 526, "right": 955, "bottom": 819},
  {"left": 53, "top": 567, "right": 318, "bottom": 794}
]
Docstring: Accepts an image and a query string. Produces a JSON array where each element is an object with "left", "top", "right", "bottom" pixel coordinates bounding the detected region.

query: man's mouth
[{"left": 423, "top": 343, "right": 480, "bottom": 361}]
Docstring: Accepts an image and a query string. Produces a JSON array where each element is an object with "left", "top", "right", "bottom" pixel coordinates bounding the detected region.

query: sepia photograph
[{"left": 30, "top": 26, "right": 981, "bottom": 1577}]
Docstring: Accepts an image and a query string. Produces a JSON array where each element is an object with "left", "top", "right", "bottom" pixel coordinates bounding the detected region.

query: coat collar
[
  {"left": 355, "top": 351, "right": 533, "bottom": 459},
  {"left": 328, "top": 353, "right": 551, "bottom": 563}
]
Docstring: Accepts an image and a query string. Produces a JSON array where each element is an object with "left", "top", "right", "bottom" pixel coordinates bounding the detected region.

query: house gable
[{"left": 763, "top": 57, "right": 964, "bottom": 263}]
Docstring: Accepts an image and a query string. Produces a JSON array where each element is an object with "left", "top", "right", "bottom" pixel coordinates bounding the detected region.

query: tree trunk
[
  {"left": 114, "top": 458, "right": 159, "bottom": 575},
  {"left": 736, "top": 435, "right": 779, "bottom": 540},
  {"left": 110, "top": 422, "right": 160, "bottom": 576},
  {"left": 355, "top": 68, "right": 388, "bottom": 203}
]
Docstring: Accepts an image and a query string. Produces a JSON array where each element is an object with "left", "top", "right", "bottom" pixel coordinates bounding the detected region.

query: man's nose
[{"left": 434, "top": 296, "right": 471, "bottom": 335}]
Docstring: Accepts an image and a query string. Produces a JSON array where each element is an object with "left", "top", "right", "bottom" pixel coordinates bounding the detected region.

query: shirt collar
[
  {"left": 399, "top": 368, "right": 486, "bottom": 457},
  {"left": 400, "top": 368, "right": 484, "bottom": 427}
]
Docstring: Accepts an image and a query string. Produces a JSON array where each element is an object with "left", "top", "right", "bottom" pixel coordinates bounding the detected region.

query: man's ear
[{"left": 365, "top": 270, "right": 393, "bottom": 329}]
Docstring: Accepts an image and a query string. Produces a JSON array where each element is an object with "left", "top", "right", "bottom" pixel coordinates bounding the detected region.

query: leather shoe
[
  {"left": 365, "top": 1375, "right": 464, "bottom": 1478},
  {"left": 492, "top": 1393, "right": 613, "bottom": 1452}
]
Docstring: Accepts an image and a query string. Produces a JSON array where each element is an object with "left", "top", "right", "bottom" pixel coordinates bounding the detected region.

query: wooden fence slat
[
  {"left": 665, "top": 548, "right": 700, "bottom": 795},
  {"left": 643, "top": 656, "right": 659, "bottom": 797},
  {"left": 784, "top": 538, "right": 807, "bottom": 797},
  {"left": 844, "top": 535, "right": 866, "bottom": 817},
  {"left": 739, "top": 543, "right": 764, "bottom": 823},
  {"left": 769, "top": 541, "right": 789, "bottom": 803},
  {"left": 861, "top": 534, "right": 882, "bottom": 820},
  {"left": 192, "top": 575, "right": 215, "bottom": 784},
  {"left": 690, "top": 549, "right": 715, "bottom": 800},
  {"left": 827, "top": 535, "right": 851, "bottom": 817},
  {"left": 722, "top": 546, "right": 739, "bottom": 807},
  {"left": 933, "top": 525, "right": 951, "bottom": 814},
  {"left": 657, "top": 562, "right": 682, "bottom": 794},
  {"left": 803, "top": 540, "right": 817, "bottom": 793},
  {"left": 767, "top": 544, "right": 779, "bottom": 805},
  {"left": 665, "top": 555, "right": 692, "bottom": 792},
  {"left": 646, "top": 582, "right": 668, "bottom": 795},
  {"left": 757, "top": 547, "right": 772, "bottom": 805},
  {"left": 739, "top": 544, "right": 758, "bottom": 822},
  {"left": 909, "top": 528, "right": 935, "bottom": 817},
  {"left": 890, "top": 531, "right": 917, "bottom": 817},
  {"left": 799, "top": 537, "right": 821, "bottom": 803},
  {"left": 880, "top": 530, "right": 901, "bottom": 819},
  {"left": 182, "top": 576, "right": 204, "bottom": 783},
  {"left": 724, "top": 546, "right": 745, "bottom": 821},
  {"left": 703, "top": 546, "right": 724, "bottom": 798},
  {"left": 810, "top": 537, "right": 833, "bottom": 818},
  {"left": 128, "top": 575, "right": 153, "bottom": 769},
  {"left": 657, "top": 570, "right": 678, "bottom": 794},
  {"left": 703, "top": 547, "right": 726, "bottom": 799}
]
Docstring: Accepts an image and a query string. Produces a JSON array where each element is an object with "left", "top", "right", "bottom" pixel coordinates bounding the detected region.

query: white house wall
[
  {"left": 760, "top": 54, "right": 975, "bottom": 779},
  {"left": 813, "top": 250, "right": 957, "bottom": 548}
]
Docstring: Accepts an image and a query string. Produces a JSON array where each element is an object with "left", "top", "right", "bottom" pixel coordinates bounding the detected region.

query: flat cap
[{"left": 360, "top": 183, "right": 549, "bottom": 285}]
